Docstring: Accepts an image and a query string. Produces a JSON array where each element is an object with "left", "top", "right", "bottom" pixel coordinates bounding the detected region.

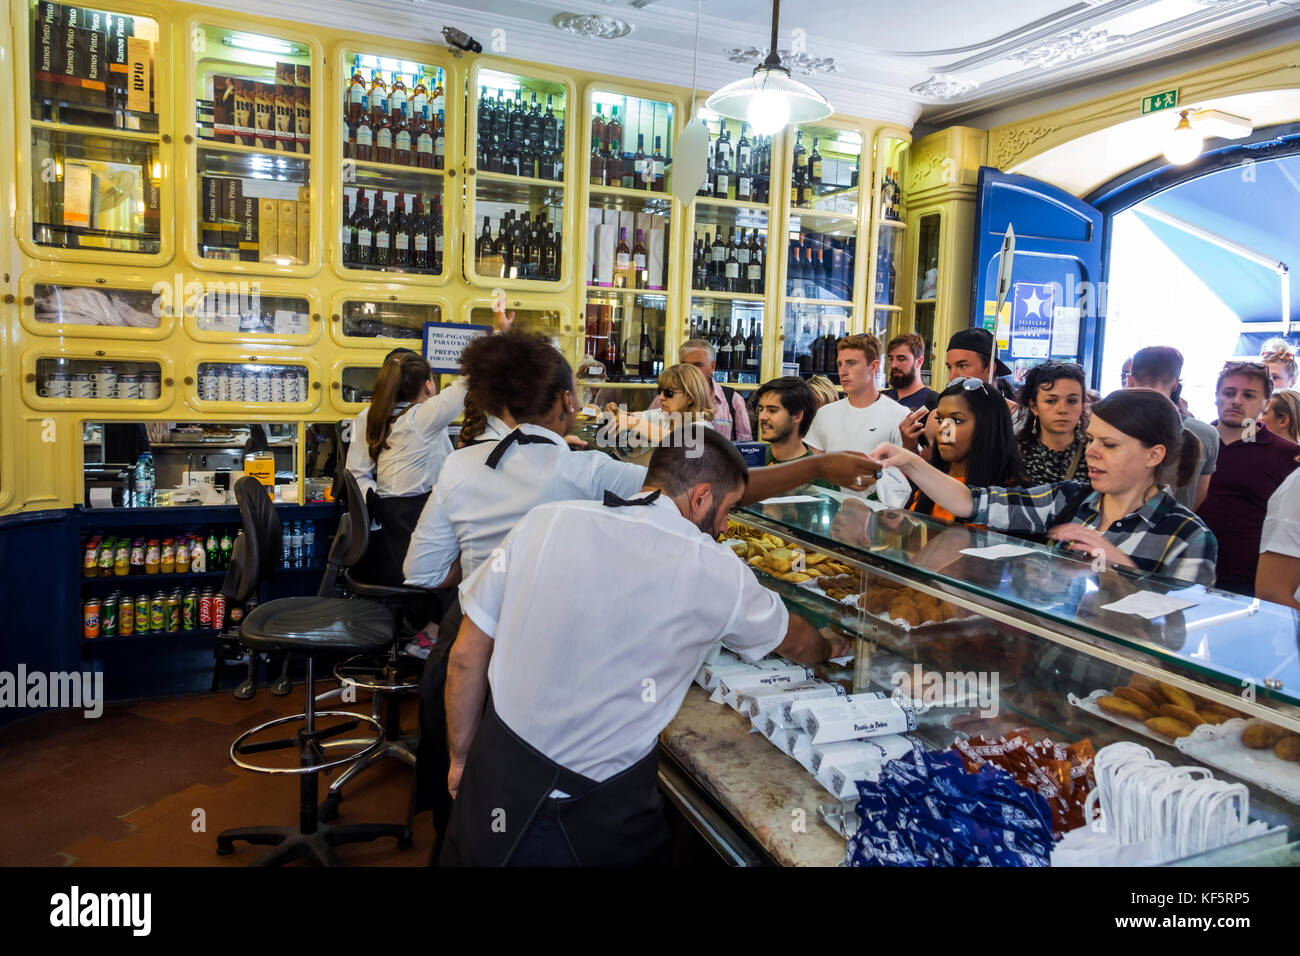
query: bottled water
[
  {"left": 282, "top": 526, "right": 293, "bottom": 568},
  {"left": 133, "top": 453, "right": 155, "bottom": 507},
  {"left": 302, "top": 522, "right": 316, "bottom": 566},
  {"left": 291, "top": 521, "right": 304, "bottom": 569}
]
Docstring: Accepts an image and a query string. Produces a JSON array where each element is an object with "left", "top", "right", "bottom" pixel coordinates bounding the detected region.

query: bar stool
[{"left": 215, "top": 477, "right": 410, "bottom": 865}]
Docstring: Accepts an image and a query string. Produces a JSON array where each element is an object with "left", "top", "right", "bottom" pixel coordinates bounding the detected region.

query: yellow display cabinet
[
  {"left": 182, "top": 15, "right": 321, "bottom": 276},
  {"left": 465, "top": 61, "right": 574, "bottom": 292},
  {"left": 16, "top": 0, "right": 173, "bottom": 266},
  {"left": 334, "top": 40, "right": 457, "bottom": 285},
  {"left": 779, "top": 118, "right": 867, "bottom": 379},
  {"left": 685, "top": 293, "right": 766, "bottom": 391},
  {"left": 23, "top": 344, "right": 174, "bottom": 414},
  {"left": 328, "top": 289, "right": 447, "bottom": 351},
  {"left": 182, "top": 281, "right": 321, "bottom": 346},
  {"left": 460, "top": 296, "right": 575, "bottom": 358},
  {"left": 20, "top": 274, "right": 176, "bottom": 341},
  {"left": 869, "top": 129, "right": 910, "bottom": 346},
  {"left": 327, "top": 358, "right": 383, "bottom": 417},
  {"left": 182, "top": 350, "right": 321, "bottom": 415}
]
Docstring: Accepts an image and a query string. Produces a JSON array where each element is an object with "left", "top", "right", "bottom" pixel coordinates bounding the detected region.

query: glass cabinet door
[
  {"left": 334, "top": 364, "right": 382, "bottom": 409},
  {"left": 186, "top": 287, "right": 317, "bottom": 344},
  {"left": 190, "top": 22, "right": 316, "bottom": 271},
  {"left": 192, "top": 359, "right": 315, "bottom": 410},
  {"left": 339, "top": 49, "right": 449, "bottom": 280},
  {"left": 24, "top": 279, "right": 170, "bottom": 340},
  {"left": 24, "top": 1, "right": 167, "bottom": 260},
  {"left": 464, "top": 301, "right": 573, "bottom": 360},
  {"left": 334, "top": 297, "right": 441, "bottom": 346},
  {"left": 913, "top": 212, "right": 942, "bottom": 387},
  {"left": 870, "top": 131, "right": 909, "bottom": 344},
  {"left": 466, "top": 66, "right": 570, "bottom": 289},
  {"left": 27, "top": 352, "right": 169, "bottom": 411}
]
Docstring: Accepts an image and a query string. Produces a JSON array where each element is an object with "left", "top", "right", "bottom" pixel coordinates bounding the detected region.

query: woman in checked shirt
[{"left": 871, "top": 389, "right": 1218, "bottom": 585}]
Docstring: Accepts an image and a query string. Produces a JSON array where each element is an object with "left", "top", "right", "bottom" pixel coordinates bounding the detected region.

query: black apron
[
  {"left": 438, "top": 486, "right": 669, "bottom": 867},
  {"left": 361, "top": 489, "right": 430, "bottom": 587},
  {"left": 437, "top": 697, "right": 668, "bottom": 867}
]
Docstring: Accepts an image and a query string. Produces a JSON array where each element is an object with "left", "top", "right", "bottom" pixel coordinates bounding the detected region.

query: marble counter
[{"left": 660, "top": 685, "right": 847, "bottom": 867}]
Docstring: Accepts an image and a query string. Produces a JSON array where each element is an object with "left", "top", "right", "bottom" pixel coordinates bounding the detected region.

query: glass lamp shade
[
  {"left": 705, "top": 66, "right": 832, "bottom": 134},
  {"left": 1163, "top": 113, "right": 1203, "bottom": 166}
]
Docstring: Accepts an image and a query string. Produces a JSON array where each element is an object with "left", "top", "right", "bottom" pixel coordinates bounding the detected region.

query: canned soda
[
  {"left": 229, "top": 602, "right": 244, "bottom": 626},
  {"left": 101, "top": 593, "right": 119, "bottom": 638},
  {"left": 83, "top": 598, "right": 101, "bottom": 639},
  {"left": 150, "top": 591, "right": 165, "bottom": 632},
  {"left": 163, "top": 592, "right": 178, "bottom": 632},
  {"left": 119, "top": 597, "right": 135, "bottom": 637},
  {"left": 182, "top": 590, "right": 197, "bottom": 631},
  {"left": 134, "top": 593, "right": 149, "bottom": 631},
  {"left": 212, "top": 592, "right": 227, "bottom": 631},
  {"left": 199, "top": 589, "right": 213, "bottom": 628}
]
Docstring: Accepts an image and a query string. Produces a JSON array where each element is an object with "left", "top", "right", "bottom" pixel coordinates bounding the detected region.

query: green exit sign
[{"left": 1142, "top": 89, "right": 1179, "bottom": 114}]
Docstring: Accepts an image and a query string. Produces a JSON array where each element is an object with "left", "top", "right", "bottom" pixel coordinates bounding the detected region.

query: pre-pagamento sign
[{"left": 423, "top": 322, "right": 492, "bottom": 374}]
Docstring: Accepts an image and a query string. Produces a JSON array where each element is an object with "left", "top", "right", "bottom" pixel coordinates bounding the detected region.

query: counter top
[{"left": 660, "top": 686, "right": 846, "bottom": 867}]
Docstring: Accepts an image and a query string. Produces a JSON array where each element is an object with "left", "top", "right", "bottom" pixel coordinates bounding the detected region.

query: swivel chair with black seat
[{"left": 215, "top": 476, "right": 410, "bottom": 866}]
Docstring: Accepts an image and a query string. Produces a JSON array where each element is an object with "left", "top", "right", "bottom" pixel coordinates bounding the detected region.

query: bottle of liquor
[
  {"left": 735, "top": 143, "right": 753, "bottom": 202},
  {"left": 607, "top": 105, "right": 623, "bottom": 158},
  {"left": 692, "top": 237, "right": 707, "bottom": 291},
  {"left": 700, "top": 142, "right": 714, "bottom": 198},
  {"left": 344, "top": 110, "right": 358, "bottom": 160},
  {"left": 509, "top": 220, "right": 527, "bottom": 281},
  {"left": 416, "top": 106, "right": 434, "bottom": 168},
  {"left": 724, "top": 229, "right": 740, "bottom": 293},
  {"left": 718, "top": 320, "right": 733, "bottom": 373},
  {"left": 355, "top": 109, "right": 374, "bottom": 162},
  {"left": 788, "top": 236, "right": 802, "bottom": 296},
  {"left": 543, "top": 94, "right": 558, "bottom": 151},
  {"left": 509, "top": 90, "right": 525, "bottom": 144},
  {"left": 589, "top": 138, "right": 606, "bottom": 186},
  {"left": 539, "top": 140, "right": 557, "bottom": 181},
  {"left": 633, "top": 134, "right": 649, "bottom": 189},
  {"left": 746, "top": 231, "right": 762, "bottom": 294},
  {"left": 652, "top": 136, "right": 666, "bottom": 193},
  {"left": 347, "top": 61, "right": 368, "bottom": 123},
  {"left": 614, "top": 227, "right": 632, "bottom": 288},
  {"left": 881, "top": 166, "right": 894, "bottom": 220},
  {"left": 392, "top": 193, "right": 411, "bottom": 268},
  {"left": 820, "top": 318, "right": 838, "bottom": 368},
  {"left": 394, "top": 103, "right": 412, "bottom": 166},
  {"left": 492, "top": 88, "right": 507, "bottom": 140},
  {"left": 746, "top": 316, "right": 761, "bottom": 373},
  {"left": 728, "top": 319, "right": 745, "bottom": 382},
  {"left": 374, "top": 110, "right": 393, "bottom": 165},
  {"left": 638, "top": 316, "right": 655, "bottom": 380},
  {"left": 371, "top": 193, "right": 391, "bottom": 267},
  {"left": 791, "top": 129, "right": 807, "bottom": 207},
  {"left": 710, "top": 231, "right": 726, "bottom": 291},
  {"left": 434, "top": 109, "right": 446, "bottom": 170},
  {"left": 754, "top": 235, "right": 767, "bottom": 295},
  {"left": 520, "top": 135, "right": 538, "bottom": 180},
  {"left": 477, "top": 84, "right": 491, "bottom": 148},
  {"left": 475, "top": 215, "right": 493, "bottom": 274},
  {"left": 411, "top": 73, "right": 430, "bottom": 121},
  {"left": 354, "top": 191, "right": 373, "bottom": 267},
  {"left": 591, "top": 104, "right": 606, "bottom": 153},
  {"left": 600, "top": 312, "right": 620, "bottom": 378},
  {"left": 606, "top": 139, "right": 622, "bottom": 189},
  {"left": 485, "top": 133, "right": 503, "bottom": 174},
  {"left": 632, "top": 228, "right": 647, "bottom": 290},
  {"left": 715, "top": 124, "right": 732, "bottom": 180},
  {"left": 714, "top": 149, "right": 730, "bottom": 201},
  {"left": 341, "top": 194, "right": 354, "bottom": 265},
  {"left": 431, "top": 196, "right": 444, "bottom": 273},
  {"left": 526, "top": 91, "right": 542, "bottom": 145},
  {"left": 431, "top": 72, "right": 445, "bottom": 120},
  {"left": 621, "top": 143, "right": 635, "bottom": 189},
  {"left": 368, "top": 70, "right": 388, "bottom": 125},
  {"left": 810, "top": 136, "right": 823, "bottom": 189},
  {"left": 810, "top": 317, "right": 827, "bottom": 373},
  {"left": 521, "top": 220, "right": 538, "bottom": 281},
  {"left": 540, "top": 226, "right": 558, "bottom": 281},
  {"left": 411, "top": 194, "right": 430, "bottom": 271},
  {"left": 389, "top": 73, "right": 407, "bottom": 125}
]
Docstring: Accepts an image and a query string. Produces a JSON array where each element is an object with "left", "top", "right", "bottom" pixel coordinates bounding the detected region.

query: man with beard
[
  {"left": 438, "top": 426, "right": 850, "bottom": 866},
  {"left": 1198, "top": 361, "right": 1299, "bottom": 595},
  {"left": 883, "top": 333, "right": 939, "bottom": 412}
]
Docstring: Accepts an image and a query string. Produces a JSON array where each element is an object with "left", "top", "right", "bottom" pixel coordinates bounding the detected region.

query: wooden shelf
[
  {"left": 915, "top": 298, "right": 937, "bottom": 305},
  {"left": 694, "top": 195, "right": 769, "bottom": 213},
  {"left": 585, "top": 286, "right": 670, "bottom": 299},
  {"left": 876, "top": 219, "right": 906, "bottom": 229},
  {"left": 30, "top": 119, "right": 160, "bottom": 143},
  {"left": 347, "top": 157, "right": 445, "bottom": 178},
  {"left": 784, "top": 297, "right": 854, "bottom": 308},
  {"left": 195, "top": 139, "right": 311, "bottom": 161},
  {"left": 788, "top": 206, "right": 858, "bottom": 223},
  {"left": 588, "top": 184, "right": 671, "bottom": 205},
  {"left": 873, "top": 304, "right": 903, "bottom": 312},
  {"left": 689, "top": 290, "right": 767, "bottom": 304},
  {"left": 83, "top": 628, "right": 221, "bottom": 645},
  {"left": 474, "top": 170, "right": 564, "bottom": 189}
]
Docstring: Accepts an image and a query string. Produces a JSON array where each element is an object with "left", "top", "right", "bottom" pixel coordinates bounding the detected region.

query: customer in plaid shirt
[{"left": 869, "top": 389, "right": 1218, "bottom": 586}]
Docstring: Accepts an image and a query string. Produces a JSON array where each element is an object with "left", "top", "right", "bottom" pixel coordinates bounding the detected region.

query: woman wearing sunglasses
[
  {"left": 909, "top": 377, "right": 1023, "bottom": 522},
  {"left": 871, "top": 388, "right": 1217, "bottom": 585},
  {"left": 605, "top": 363, "right": 717, "bottom": 444},
  {"left": 1016, "top": 361, "right": 1090, "bottom": 485}
]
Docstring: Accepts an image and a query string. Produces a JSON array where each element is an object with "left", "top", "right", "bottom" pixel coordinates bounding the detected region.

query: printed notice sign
[
  {"left": 1009, "top": 281, "right": 1056, "bottom": 359},
  {"left": 423, "top": 322, "right": 492, "bottom": 375}
]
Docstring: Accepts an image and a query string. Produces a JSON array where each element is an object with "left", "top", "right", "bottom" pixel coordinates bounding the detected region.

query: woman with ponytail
[{"left": 868, "top": 389, "right": 1218, "bottom": 585}]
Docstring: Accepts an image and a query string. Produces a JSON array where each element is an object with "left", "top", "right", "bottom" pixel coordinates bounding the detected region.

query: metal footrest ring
[
  {"left": 333, "top": 654, "right": 421, "bottom": 693},
  {"left": 229, "top": 711, "right": 385, "bottom": 775}
]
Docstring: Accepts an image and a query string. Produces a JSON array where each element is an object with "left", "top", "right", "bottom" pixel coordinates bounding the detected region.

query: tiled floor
[{"left": 0, "top": 687, "right": 431, "bottom": 866}]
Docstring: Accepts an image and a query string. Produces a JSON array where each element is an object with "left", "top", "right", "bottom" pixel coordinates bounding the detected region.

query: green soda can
[
  {"left": 182, "top": 589, "right": 197, "bottom": 631},
  {"left": 101, "top": 593, "right": 119, "bottom": 638},
  {"left": 150, "top": 591, "right": 166, "bottom": 632},
  {"left": 165, "top": 591, "right": 180, "bottom": 632},
  {"left": 135, "top": 593, "right": 149, "bottom": 632}
]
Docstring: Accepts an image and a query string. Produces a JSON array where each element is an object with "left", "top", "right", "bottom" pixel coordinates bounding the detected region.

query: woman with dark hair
[
  {"left": 909, "top": 378, "right": 1023, "bottom": 521},
  {"left": 1016, "top": 361, "right": 1089, "bottom": 484},
  {"left": 871, "top": 389, "right": 1217, "bottom": 585}
]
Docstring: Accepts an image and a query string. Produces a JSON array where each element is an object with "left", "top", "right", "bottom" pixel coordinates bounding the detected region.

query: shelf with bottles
[
  {"left": 694, "top": 114, "right": 774, "bottom": 206},
  {"left": 341, "top": 187, "right": 445, "bottom": 276},
  {"left": 184, "top": 288, "right": 316, "bottom": 342},
  {"left": 874, "top": 131, "right": 908, "bottom": 226},
  {"left": 473, "top": 70, "right": 566, "bottom": 185},
  {"left": 30, "top": 127, "right": 164, "bottom": 255},
  {"left": 587, "top": 184, "right": 673, "bottom": 212},
  {"left": 335, "top": 365, "right": 382, "bottom": 407},
  {"left": 195, "top": 151, "right": 310, "bottom": 266},
  {"left": 193, "top": 361, "right": 312, "bottom": 407},
  {"left": 788, "top": 124, "right": 862, "bottom": 217},
  {"left": 687, "top": 300, "right": 765, "bottom": 386},
  {"left": 23, "top": 280, "right": 170, "bottom": 340},
  {"left": 587, "top": 211, "right": 669, "bottom": 294},
  {"left": 783, "top": 304, "right": 851, "bottom": 378},
  {"left": 872, "top": 220, "right": 904, "bottom": 307},
  {"left": 333, "top": 297, "right": 439, "bottom": 347},
  {"left": 689, "top": 222, "right": 769, "bottom": 297},
  {"left": 470, "top": 206, "right": 564, "bottom": 284},
  {"left": 28, "top": 2, "right": 161, "bottom": 134},
  {"left": 587, "top": 89, "right": 673, "bottom": 194},
  {"left": 31, "top": 356, "right": 165, "bottom": 405},
  {"left": 343, "top": 52, "right": 447, "bottom": 173},
  {"left": 581, "top": 291, "right": 668, "bottom": 384},
  {"left": 784, "top": 227, "right": 856, "bottom": 304}
]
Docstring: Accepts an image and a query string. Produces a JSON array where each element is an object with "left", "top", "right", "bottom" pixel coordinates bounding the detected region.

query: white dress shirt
[
  {"left": 459, "top": 493, "right": 789, "bottom": 782},
  {"left": 403, "top": 422, "right": 647, "bottom": 587},
  {"left": 804, "top": 394, "right": 911, "bottom": 507},
  {"left": 348, "top": 378, "right": 467, "bottom": 499}
]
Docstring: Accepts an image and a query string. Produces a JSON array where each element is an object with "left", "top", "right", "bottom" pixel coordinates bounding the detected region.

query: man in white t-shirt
[
  {"left": 1257, "top": 463, "right": 1300, "bottom": 610},
  {"left": 804, "top": 333, "right": 910, "bottom": 506}
]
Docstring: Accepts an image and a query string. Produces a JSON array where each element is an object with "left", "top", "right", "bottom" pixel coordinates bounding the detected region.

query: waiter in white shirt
[
  {"left": 439, "top": 426, "right": 852, "bottom": 866},
  {"left": 804, "top": 332, "right": 912, "bottom": 507}
]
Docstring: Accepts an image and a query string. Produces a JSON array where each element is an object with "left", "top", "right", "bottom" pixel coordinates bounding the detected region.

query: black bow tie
[
  {"left": 485, "top": 428, "right": 560, "bottom": 469},
  {"left": 603, "top": 489, "right": 661, "bottom": 508}
]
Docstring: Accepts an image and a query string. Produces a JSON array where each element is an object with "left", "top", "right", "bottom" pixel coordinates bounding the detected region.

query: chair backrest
[
  {"left": 328, "top": 419, "right": 350, "bottom": 506},
  {"left": 318, "top": 470, "right": 372, "bottom": 596},
  {"left": 222, "top": 476, "right": 283, "bottom": 602}
]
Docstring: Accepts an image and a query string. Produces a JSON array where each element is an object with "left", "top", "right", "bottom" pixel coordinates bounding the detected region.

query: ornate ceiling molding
[
  {"left": 724, "top": 47, "right": 842, "bottom": 75},
  {"left": 552, "top": 13, "right": 634, "bottom": 39},
  {"left": 911, "top": 74, "right": 979, "bottom": 100},
  {"left": 989, "top": 123, "right": 1063, "bottom": 169},
  {"left": 1009, "top": 28, "right": 1129, "bottom": 68}
]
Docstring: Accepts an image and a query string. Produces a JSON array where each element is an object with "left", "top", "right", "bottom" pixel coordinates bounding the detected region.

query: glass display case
[
  {"left": 192, "top": 360, "right": 312, "bottom": 408},
  {"left": 334, "top": 364, "right": 381, "bottom": 409},
  {"left": 190, "top": 21, "right": 316, "bottom": 269},
  {"left": 338, "top": 49, "right": 448, "bottom": 279},
  {"left": 186, "top": 287, "right": 316, "bottom": 343},
  {"left": 686, "top": 298, "right": 764, "bottom": 386},
  {"left": 334, "top": 296, "right": 440, "bottom": 345},
  {"left": 466, "top": 66, "right": 570, "bottom": 288},
  {"left": 24, "top": 1, "right": 166, "bottom": 259},
  {"left": 719, "top": 494, "right": 1300, "bottom": 852},
  {"left": 24, "top": 280, "right": 169, "bottom": 340},
  {"left": 34, "top": 356, "right": 163, "bottom": 402},
  {"left": 912, "top": 211, "right": 941, "bottom": 384},
  {"left": 870, "top": 132, "right": 909, "bottom": 344}
]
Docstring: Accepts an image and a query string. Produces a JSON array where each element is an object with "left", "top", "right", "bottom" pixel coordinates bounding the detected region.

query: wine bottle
[
  {"left": 607, "top": 105, "right": 623, "bottom": 158},
  {"left": 527, "top": 91, "right": 542, "bottom": 145},
  {"left": 341, "top": 194, "right": 354, "bottom": 265},
  {"left": 724, "top": 229, "right": 740, "bottom": 293},
  {"left": 371, "top": 193, "right": 391, "bottom": 267},
  {"left": 606, "top": 139, "right": 623, "bottom": 189},
  {"left": 412, "top": 194, "right": 430, "bottom": 271},
  {"left": 543, "top": 93, "right": 558, "bottom": 150},
  {"left": 374, "top": 111, "right": 393, "bottom": 165},
  {"left": 692, "top": 237, "right": 707, "bottom": 291},
  {"left": 591, "top": 104, "right": 606, "bottom": 153},
  {"left": 810, "top": 317, "right": 826, "bottom": 373},
  {"left": 589, "top": 138, "right": 606, "bottom": 186},
  {"left": 431, "top": 196, "right": 444, "bottom": 273},
  {"left": 614, "top": 227, "right": 632, "bottom": 288},
  {"left": 652, "top": 136, "right": 666, "bottom": 193},
  {"left": 632, "top": 228, "right": 647, "bottom": 290},
  {"left": 389, "top": 73, "right": 407, "bottom": 125},
  {"left": 639, "top": 316, "right": 654, "bottom": 380},
  {"left": 746, "top": 231, "right": 762, "bottom": 295},
  {"left": 348, "top": 61, "right": 368, "bottom": 123},
  {"left": 810, "top": 136, "right": 823, "bottom": 189},
  {"left": 735, "top": 228, "right": 751, "bottom": 291},
  {"left": 710, "top": 231, "right": 726, "bottom": 291},
  {"left": 416, "top": 105, "right": 434, "bottom": 168},
  {"left": 746, "top": 317, "right": 760, "bottom": 372},
  {"left": 392, "top": 193, "right": 411, "bottom": 268},
  {"left": 368, "top": 70, "right": 388, "bottom": 125},
  {"left": 718, "top": 319, "right": 733, "bottom": 373},
  {"left": 394, "top": 103, "right": 412, "bottom": 166},
  {"left": 354, "top": 192, "right": 373, "bottom": 267},
  {"left": 509, "top": 90, "right": 524, "bottom": 144},
  {"left": 411, "top": 73, "right": 429, "bottom": 120},
  {"left": 433, "top": 109, "right": 446, "bottom": 170},
  {"left": 633, "top": 134, "right": 649, "bottom": 190},
  {"left": 476, "top": 215, "right": 493, "bottom": 274},
  {"left": 355, "top": 110, "right": 374, "bottom": 162}
]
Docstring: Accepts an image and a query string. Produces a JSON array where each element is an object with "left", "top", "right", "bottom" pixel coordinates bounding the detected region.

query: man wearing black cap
[{"left": 945, "top": 327, "right": 1013, "bottom": 383}]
